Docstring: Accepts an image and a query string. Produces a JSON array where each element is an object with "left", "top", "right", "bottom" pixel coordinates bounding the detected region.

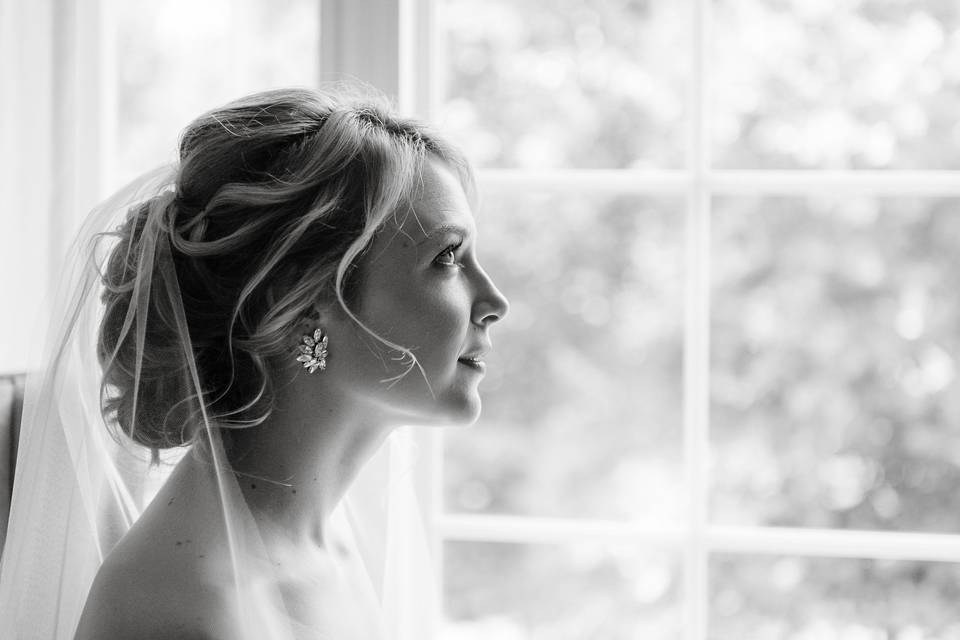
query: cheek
[
  {"left": 396, "top": 292, "right": 469, "bottom": 368},
  {"left": 411, "top": 289, "right": 466, "bottom": 333},
  {"left": 362, "top": 278, "right": 470, "bottom": 370}
]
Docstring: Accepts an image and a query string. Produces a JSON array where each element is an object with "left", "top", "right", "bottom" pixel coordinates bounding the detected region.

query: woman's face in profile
[{"left": 326, "top": 158, "right": 509, "bottom": 425}]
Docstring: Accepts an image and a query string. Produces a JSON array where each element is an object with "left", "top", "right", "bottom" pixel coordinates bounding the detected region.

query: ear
[
  {"left": 295, "top": 301, "right": 330, "bottom": 332},
  {"left": 293, "top": 297, "right": 352, "bottom": 340}
]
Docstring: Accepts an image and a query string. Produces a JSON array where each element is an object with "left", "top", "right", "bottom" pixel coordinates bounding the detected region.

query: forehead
[{"left": 385, "top": 159, "right": 476, "bottom": 247}]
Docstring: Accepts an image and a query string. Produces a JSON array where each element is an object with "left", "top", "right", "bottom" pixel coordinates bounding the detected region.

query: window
[{"left": 428, "top": 1, "right": 960, "bottom": 638}]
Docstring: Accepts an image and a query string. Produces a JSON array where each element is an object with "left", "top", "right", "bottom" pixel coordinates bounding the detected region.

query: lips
[
  {"left": 458, "top": 344, "right": 491, "bottom": 362},
  {"left": 457, "top": 358, "right": 486, "bottom": 373},
  {"left": 458, "top": 346, "right": 490, "bottom": 372}
]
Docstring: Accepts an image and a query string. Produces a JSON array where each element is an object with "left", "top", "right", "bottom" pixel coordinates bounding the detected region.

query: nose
[{"left": 472, "top": 267, "right": 509, "bottom": 327}]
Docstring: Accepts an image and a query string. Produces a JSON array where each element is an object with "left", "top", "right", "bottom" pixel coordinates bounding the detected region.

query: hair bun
[{"left": 98, "top": 193, "right": 200, "bottom": 453}]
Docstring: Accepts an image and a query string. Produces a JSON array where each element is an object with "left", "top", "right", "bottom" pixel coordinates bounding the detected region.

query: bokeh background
[{"left": 441, "top": 1, "right": 960, "bottom": 638}]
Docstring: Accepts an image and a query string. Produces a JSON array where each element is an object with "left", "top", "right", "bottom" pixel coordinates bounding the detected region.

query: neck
[{"left": 222, "top": 377, "right": 394, "bottom": 550}]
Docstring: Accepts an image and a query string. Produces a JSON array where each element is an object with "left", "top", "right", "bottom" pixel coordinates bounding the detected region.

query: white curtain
[{"left": 0, "top": 0, "right": 109, "bottom": 373}]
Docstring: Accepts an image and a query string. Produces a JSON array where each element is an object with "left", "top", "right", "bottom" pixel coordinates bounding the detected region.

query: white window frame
[
  {"left": 344, "top": 1, "right": 960, "bottom": 638},
  {"left": 23, "top": 0, "right": 960, "bottom": 636}
]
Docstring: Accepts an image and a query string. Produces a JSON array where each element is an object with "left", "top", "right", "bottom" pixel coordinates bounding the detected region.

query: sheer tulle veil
[{"left": 0, "top": 147, "right": 438, "bottom": 636}]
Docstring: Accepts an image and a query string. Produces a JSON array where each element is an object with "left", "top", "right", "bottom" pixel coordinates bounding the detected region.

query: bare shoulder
[
  {"left": 73, "top": 462, "right": 243, "bottom": 640},
  {"left": 73, "top": 532, "right": 235, "bottom": 640}
]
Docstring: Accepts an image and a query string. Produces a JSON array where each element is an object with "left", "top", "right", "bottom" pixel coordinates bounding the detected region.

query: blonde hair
[{"left": 98, "top": 87, "right": 473, "bottom": 454}]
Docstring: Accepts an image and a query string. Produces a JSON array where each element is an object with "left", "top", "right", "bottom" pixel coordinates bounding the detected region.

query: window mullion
[
  {"left": 320, "top": 0, "right": 401, "bottom": 98},
  {"left": 439, "top": 513, "right": 685, "bottom": 545},
  {"left": 684, "top": 0, "right": 712, "bottom": 637},
  {"left": 711, "top": 169, "right": 960, "bottom": 195},
  {"left": 398, "top": 0, "right": 438, "bottom": 118},
  {"left": 441, "top": 512, "right": 960, "bottom": 563},
  {"left": 476, "top": 168, "right": 960, "bottom": 196},
  {"left": 709, "top": 525, "right": 960, "bottom": 563},
  {"left": 479, "top": 168, "right": 691, "bottom": 193}
]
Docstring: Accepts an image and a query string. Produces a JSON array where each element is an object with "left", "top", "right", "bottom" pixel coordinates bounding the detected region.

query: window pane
[
  {"left": 444, "top": 192, "right": 684, "bottom": 521},
  {"left": 440, "top": 0, "right": 691, "bottom": 169},
  {"left": 712, "top": 0, "right": 960, "bottom": 169},
  {"left": 711, "top": 197, "right": 960, "bottom": 532},
  {"left": 114, "top": 0, "right": 319, "bottom": 185},
  {"left": 710, "top": 554, "right": 960, "bottom": 639},
  {"left": 444, "top": 541, "right": 682, "bottom": 639}
]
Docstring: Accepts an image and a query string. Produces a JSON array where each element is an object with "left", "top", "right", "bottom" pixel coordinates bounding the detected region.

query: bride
[{"left": 0, "top": 87, "right": 507, "bottom": 639}]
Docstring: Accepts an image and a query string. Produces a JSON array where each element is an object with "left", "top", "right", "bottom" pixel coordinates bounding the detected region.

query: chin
[
  {"left": 446, "top": 403, "right": 482, "bottom": 427},
  {"left": 413, "top": 390, "right": 483, "bottom": 427},
  {"left": 382, "top": 366, "right": 485, "bottom": 426}
]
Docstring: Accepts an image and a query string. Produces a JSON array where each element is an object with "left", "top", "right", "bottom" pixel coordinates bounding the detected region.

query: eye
[{"left": 434, "top": 241, "right": 463, "bottom": 267}]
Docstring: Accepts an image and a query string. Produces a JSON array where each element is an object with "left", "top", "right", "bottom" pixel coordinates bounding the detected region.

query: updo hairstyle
[{"left": 97, "top": 87, "right": 472, "bottom": 456}]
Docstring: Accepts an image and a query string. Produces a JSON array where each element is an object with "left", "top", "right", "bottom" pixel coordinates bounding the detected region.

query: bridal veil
[{"left": 0, "top": 107, "right": 440, "bottom": 639}]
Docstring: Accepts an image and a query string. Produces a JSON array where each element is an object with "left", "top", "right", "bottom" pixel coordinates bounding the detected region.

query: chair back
[{"left": 0, "top": 374, "right": 25, "bottom": 554}]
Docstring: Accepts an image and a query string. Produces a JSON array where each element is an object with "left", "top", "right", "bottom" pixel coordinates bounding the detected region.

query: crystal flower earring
[{"left": 296, "top": 328, "right": 329, "bottom": 373}]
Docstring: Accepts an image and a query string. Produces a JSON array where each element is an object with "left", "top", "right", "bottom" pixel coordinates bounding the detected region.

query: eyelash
[{"left": 435, "top": 241, "right": 464, "bottom": 267}]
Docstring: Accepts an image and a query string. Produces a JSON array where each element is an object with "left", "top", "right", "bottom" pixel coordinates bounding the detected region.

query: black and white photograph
[{"left": 2, "top": 0, "right": 960, "bottom": 638}]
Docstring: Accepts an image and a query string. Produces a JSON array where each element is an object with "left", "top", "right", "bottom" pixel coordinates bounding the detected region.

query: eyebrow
[{"left": 416, "top": 223, "right": 471, "bottom": 246}]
